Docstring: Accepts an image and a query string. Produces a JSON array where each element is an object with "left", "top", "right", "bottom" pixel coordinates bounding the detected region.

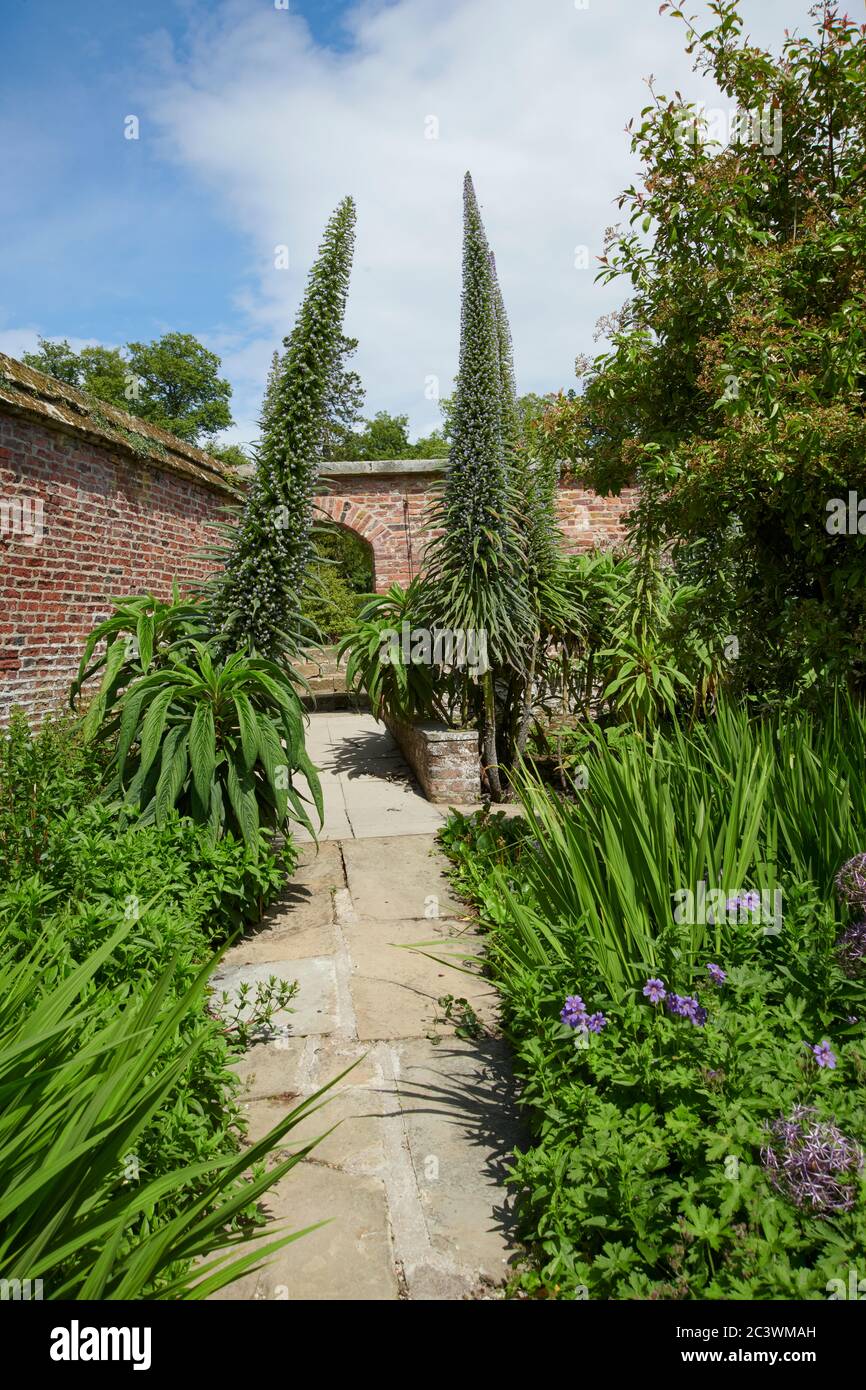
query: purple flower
[
  {"left": 643, "top": 978, "right": 666, "bottom": 1004},
  {"left": 835, "top": 853, "right": 866, "bottom": 911},
  {"left": 706, "top": 963, "right": 727, "bottom": 986},
  {"left": 725, "top": 890, "right": 760, "bottom": 916},
  {"left": 666, "top": 993, "right": 708, "bottom": 1026},
  {"left": 762, "top": 1106, "right": 863, "bottom": 1214},
  {"left": 835, "top": 921, "right": 866, "bottom": 979},
  {"left": 586, "top": 1012, "right": 607, "bottom": 1033},
  {"left": 560, "top": 995, "right": 588, "bottom": 1030},
  {"left": 811, "top": 1039, "right": 837, "bottom": 1070}
]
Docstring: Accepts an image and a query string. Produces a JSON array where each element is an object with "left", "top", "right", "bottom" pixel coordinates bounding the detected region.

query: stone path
[{"left": 211, "top": 713, "right": 520, "bottom": 1301}]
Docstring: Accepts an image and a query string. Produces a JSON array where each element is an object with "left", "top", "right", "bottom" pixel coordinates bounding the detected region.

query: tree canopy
[
  {"left": 23, "top": 332, "right": 234, "bottom": 446},
  {"left": 543, "top": 1, "right": 866, "bottom": 701}
]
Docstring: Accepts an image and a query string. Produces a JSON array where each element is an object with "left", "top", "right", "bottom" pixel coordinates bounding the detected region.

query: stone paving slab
[
  {"left": 342, "top": 835, "right": 466, "bottom": 919},
  {"left": 346, "top": 917, "right": 496, "bottom": 1042},
  {"left": 391, "top": 1038, "right": 521, "bottom": 1288},
  {"left": 241, "top": 1085, "right": 389, "bottom": 1175},
  {"left": 295, "top": 712, "right": 448, "bottom": 841},
  {"left": 212, "top": 713, "right": 519, "bottom": 1301},
  {"left": 209, "top": 1164, "right": 399, "bottom": 1303},
  {"left": 211, "top": 957, "right": 339, "bottom": 1037}
]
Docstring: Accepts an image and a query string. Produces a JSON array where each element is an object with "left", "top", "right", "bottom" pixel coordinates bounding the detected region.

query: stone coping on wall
[
  {"left": 318, "top": 459, "right": 448, "bottom": 477},
  {"left": 383, "top": 713, "right": 481, "bottom": 804}
]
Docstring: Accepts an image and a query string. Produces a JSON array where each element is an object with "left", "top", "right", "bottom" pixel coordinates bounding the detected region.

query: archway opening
[{"left": 302, "top": 522, "right": 375, "bottom": 643}]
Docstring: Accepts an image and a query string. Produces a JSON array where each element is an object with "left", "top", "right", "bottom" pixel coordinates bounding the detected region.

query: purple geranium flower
[
  {"left": 666, "top": 993, "right": 708, "bottom": 1026},
  {"left": 811, "top": 1039, "right": 837, "bottom": 1070},
  {"left": 706, "top": 963, "right": 727, "bottom": 986},
  {"left": 560, "top": 995, "right": 588, "bottom": 1030},
  {"left": 643, "top": 978, "right": 666, "bottom": 1004},
  {"left": 586, "top": 1012, "right": 607, "bottom": 1033},
  {"left": 725, "top": 890, "right": 760, "bottom": 916}
]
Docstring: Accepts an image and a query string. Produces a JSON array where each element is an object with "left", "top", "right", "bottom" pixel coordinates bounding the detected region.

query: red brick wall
[
  {"left": 0, "top": 413, "right": 234, "bottom": 723},
  {"left": 0, "top": 410, "right": 637, "bottom": 724},
  {"left": 316, "top": 475, "right": 439, "bottom": 589},
  {"left": 317, "top": 474, "right": 636, "bottom": 590}
]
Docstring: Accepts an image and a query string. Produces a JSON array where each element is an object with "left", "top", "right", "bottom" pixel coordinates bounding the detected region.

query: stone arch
[{"left": 314, "top": 494, "right": 404, "bottom": 592}]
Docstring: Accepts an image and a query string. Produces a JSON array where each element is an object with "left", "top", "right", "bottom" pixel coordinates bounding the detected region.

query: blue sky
[{"left": 0, "top": 0, "right": 822, "bottom": 450}]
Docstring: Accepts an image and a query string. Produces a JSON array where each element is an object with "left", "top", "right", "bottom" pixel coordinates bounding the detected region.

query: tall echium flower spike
[
  {"left": 423, "top": 172, "right": 522, "bottom": 662},
  {"left": 420, "top": 172, "right": 530, "bottom": 799},
  {"left": 488, "top": 250, "right": 519, "bottom": 457},
  {"left": 211, "top": 196, "right": 357, "bottom": 659}
]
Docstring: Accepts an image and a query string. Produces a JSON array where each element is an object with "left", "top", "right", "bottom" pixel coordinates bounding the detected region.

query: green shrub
[
  {"left": 71, "top": 590, "right": 323, "bottom": 848},
  {"left": 0, "top": 917, "right": 338, "bottom": 1299},
  {"left": 339, "top": 581, "right": 448, "bottom": 723},
  {"left": 0, "top": 709, "right": 106, "bottom": 877},
  {"left": 439, "top": 698, "right": 866, "bottom": 1298},
  {"left": 0, "top": 714, "right": 326, "bottom": 1298},
  {"left": 301, "top": 526, "right": 374, "bottom": 643}
]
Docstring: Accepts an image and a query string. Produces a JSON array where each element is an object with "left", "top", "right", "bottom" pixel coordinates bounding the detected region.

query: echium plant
[
  {"left": 211, "top": 197, "right": 357, "bottom": 660},
  {"left": 423, "top": 174, "right": 527, "bottom": 798}
]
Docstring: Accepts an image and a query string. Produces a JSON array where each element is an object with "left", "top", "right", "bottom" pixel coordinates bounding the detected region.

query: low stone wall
[{"left": 383, "top": 714, "right": 480, "bottom": 804}]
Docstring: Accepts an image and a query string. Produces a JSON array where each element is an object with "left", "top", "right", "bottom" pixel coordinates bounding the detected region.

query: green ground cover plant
[
  {"left": 0, "top": 713, "right": 332, "bottom": 1298},
  {"left": 439, "top": 698, "right": 866, "bottom": 1299}
]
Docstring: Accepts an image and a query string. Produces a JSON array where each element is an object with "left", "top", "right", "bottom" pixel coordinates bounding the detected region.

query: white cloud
[
  {"left": 142, "top": 0, "right": 817, "bottom": 443},
  {"left": 0, "top": 323, "right": 103, "bottom": 362}
]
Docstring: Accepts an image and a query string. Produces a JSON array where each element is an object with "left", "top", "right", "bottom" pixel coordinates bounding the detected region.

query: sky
[{"left": 0, "top": 0, "right": 826, "bottom": 451}]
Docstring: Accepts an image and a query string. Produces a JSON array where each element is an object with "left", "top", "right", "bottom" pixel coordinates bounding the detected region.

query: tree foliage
[
  {"left": 23, "top": 332, "right": 234, "bottom": 445},
  {"left": 544, "top": 1, "right": 866, "bottom": 703}
]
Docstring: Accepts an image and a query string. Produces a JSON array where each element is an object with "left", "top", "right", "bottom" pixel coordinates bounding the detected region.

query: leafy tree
[
  {"left": 353, "top": 410, "right": 414, "bottom": 459},
  {"left": 210, "top": 442, "right": 251, "bottom": 471},
  {"left": 302, "top": 529, "right": 374, "bottom": 642},
  {"left": 210, "top": 197, "right": 357, "bottom": 659},
  {"left": 327, "top": 408, "right": 450, "bottom": 461},
  {"left": 546, "top": 1, "right": 866, "bottom": 704},
  {"left": 122, "top": 333, "right": 232, "bottom": 443},
  {"left": 411, "top": 427, "right": 450, "bottom": 458},
  {"left": 22, "top": 337, "right": 83, "bottom": 386},
  {"left": 22, "top": 332, "right": 234, "bottom": 447}
]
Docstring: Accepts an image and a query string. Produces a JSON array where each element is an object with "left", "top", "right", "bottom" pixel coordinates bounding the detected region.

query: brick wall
[
  {"left": 383, "top": 714, "right": 481, "bottom": 803},
  {"left": 0, "top": 413, "right": 235, "bottom": 724},
  {"left": 317, "top": 463, "right": 636, "bottom": 590},
  {"left": 0, "top": 353, "right": 636, "bottom": 728},
  {"left": 316, "top": 472, "right": 441, "bottom": 589}
]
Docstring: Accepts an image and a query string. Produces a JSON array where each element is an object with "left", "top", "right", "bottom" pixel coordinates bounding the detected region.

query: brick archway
[
  {"left": 314, "top": 459, "right": 635, "bottom": 593},
  {"left": 314, "top": 493, "right": 405, "bottom": 591}
]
